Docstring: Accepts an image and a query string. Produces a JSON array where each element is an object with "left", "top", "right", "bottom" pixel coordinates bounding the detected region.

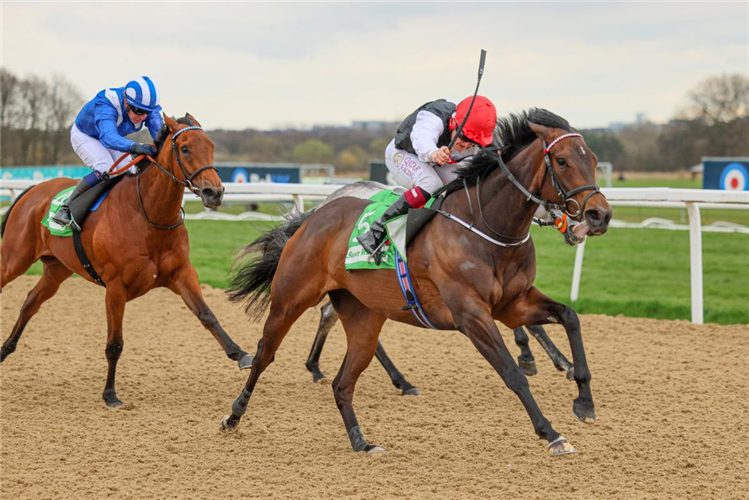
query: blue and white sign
[
  {"left": 719, "top": 162, "right": 748, "bottom": 191},
  {"left": 703, "top": 158, "right": 749, "bottom": 191}
]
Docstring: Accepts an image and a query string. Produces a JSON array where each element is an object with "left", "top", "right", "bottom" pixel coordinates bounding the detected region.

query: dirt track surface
[{"left": 1, "top": 275, "right": 748, "bottom": 500}]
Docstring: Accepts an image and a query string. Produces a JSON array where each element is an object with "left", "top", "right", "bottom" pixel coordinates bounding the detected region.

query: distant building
[{"left": 350, "top": 120, "right": 400, "bottom": 133}]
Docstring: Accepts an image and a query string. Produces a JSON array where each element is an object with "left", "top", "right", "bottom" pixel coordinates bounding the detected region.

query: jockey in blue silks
[{"left": 53, "top": 76, "right": 164, "bottom": 229}]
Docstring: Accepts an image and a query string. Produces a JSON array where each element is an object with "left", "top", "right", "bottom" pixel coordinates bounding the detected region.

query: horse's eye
[
  {"left": 181, "top": 146, "right": 189, "bottom": 154},
  {"left": 557, "top": 157, "right": 566, "bottom": 166}
]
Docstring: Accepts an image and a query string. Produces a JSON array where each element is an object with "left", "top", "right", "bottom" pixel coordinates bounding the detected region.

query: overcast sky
[{"left": 2, "top": 1, "right": 747, "bottom": 130}]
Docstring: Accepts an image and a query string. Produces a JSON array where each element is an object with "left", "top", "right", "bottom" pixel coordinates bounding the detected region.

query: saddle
[
  {"left": 42, "top": 175, "right": 125, "bottom": 288},
  {"left": 68, "top": 175, "right": 124, "bottom": 231},
  {"left": 345, "top": 191, "right": 443, "bottom": 271}
]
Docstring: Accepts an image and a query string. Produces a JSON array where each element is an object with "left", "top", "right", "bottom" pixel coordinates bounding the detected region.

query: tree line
[{"left": 1, "top": 68, "right": 747, "bottom": 173}]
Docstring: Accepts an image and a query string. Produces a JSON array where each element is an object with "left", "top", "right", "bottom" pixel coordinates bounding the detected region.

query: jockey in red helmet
[{"left": 357, "top": 96, "right": 497, "bottom": 260}]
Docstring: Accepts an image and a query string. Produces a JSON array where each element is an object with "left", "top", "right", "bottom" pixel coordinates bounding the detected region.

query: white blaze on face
[{"left": 579, "top": 146, "right": 586, "bottom": 156}]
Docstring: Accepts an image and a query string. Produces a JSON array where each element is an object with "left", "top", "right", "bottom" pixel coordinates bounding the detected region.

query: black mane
[{"left": 444, "top": 108, "right": 573, "bottom": 194}]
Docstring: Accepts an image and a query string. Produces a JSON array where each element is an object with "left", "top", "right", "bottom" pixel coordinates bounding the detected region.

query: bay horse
[
  {"left": 0, "top": 114, "right": 252, "bottom": 407},
  {"left": 305, "top": 182, "right": 576, "bottom": 389},
  {"left": 222, "top": 109, "right": 612, "bottom": 456}
]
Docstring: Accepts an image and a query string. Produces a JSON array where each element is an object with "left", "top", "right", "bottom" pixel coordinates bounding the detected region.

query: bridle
[
  {"left": 498, "top": 132, "right": 603, "bottom": 218},
  {"left": 445, "top": 132, "right": 604, "bottom": 246},
  {"left": 136, "top": 125, "right": 218, "bottom": 230}
]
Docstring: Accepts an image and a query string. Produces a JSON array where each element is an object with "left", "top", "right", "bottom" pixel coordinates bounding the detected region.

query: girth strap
[
  {"left": 73, "top": 230, "right": 106, "bottom": 287},
  {"left": 394, "top": 249, "right": 438, "bottom": 329}
]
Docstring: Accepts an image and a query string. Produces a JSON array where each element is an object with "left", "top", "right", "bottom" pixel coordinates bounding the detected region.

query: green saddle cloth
[
  {"left": 41, "top": 186, "right": 75, "bottom": 237},
  {"left": 345, "top": 189, "right": 436, "bottom": 271}
]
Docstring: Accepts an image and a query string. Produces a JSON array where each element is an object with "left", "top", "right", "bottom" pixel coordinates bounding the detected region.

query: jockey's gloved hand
[{"left": 131, "top": 142, "right": 156, "bottom": 157}]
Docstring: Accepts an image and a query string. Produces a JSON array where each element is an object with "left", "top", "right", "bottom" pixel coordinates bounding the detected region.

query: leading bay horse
[
  {"left": 0, "top": 114, "right": 252, "bottom": 407},
  {"left": 304, "top": 182, "right": 578, "bottom": 390},
  {"left": 223, "top": 109, "right": 612, "bottom": 456}
]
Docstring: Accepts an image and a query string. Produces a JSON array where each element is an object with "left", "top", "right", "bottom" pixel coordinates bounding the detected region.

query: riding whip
[{"left": 447, "top": 49, "right": 487, "bottom": 150}]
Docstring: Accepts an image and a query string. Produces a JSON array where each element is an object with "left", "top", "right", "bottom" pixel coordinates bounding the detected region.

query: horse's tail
[
  {"left": 1, "top": 186, "right": 35, "bottom": 238},
  {"left": 226, "top": 209, "right": 314, "bottom": 320}
]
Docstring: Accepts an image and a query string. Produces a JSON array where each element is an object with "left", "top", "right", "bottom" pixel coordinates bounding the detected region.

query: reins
[
  {"left": 435, "top": 132, "right": 605, "bottom": 247},
  {"left": 134, "top": 125, "right": 218, "bottom": 230},
  {"left": 499, "top": 133, "right": 602, "bottom": 217}
]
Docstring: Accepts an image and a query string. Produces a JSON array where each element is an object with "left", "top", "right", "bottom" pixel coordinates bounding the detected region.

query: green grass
[
  {"left": 610, "top": 177, "right": 702, "bottom": 189},
  {"left": 531, "top": 227, "right": 749, "bottom": 325},
  {"left": 15, "top": 221, "right": 748, "bottom": 325}
]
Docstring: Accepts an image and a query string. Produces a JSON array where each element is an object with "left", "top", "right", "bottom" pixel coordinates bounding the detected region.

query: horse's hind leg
[
  {"left": 374, "top": 342, "right": 419, "bottom": 396},
  {"left": 306, "top": 301, "right": 418, "bottom": 396},
  {"left": 328, "top": 289, "right": 387, "bottom": 454},
  {"left": 1, "top": 258, "right": 72, "bottom": 362},
  {"left": 0, "top": 234, "right": 42, "bottom": 292},
  {"left": 305, "top": 300, "right": 338, "bottom": 382},
  {"left": 526, "top": 325, "right": 574, "bottom": 380},
  {"left": 513, "top": 327, "right": 538, "bottom": 376},
  {"left": 221, "top": 286, "right": 323, "bottom": 431}
]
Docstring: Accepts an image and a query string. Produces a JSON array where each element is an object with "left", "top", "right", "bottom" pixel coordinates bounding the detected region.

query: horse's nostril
[{"left": 202, "top": 188, "right": 218, "bottom": 200}]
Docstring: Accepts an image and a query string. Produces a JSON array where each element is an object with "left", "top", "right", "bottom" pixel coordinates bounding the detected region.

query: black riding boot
[
  {"left": 51, "top": 176, "right": 97, "bottom": 231},
  {"left": 356, "top": 193, "right": 414, "bottom": 263}
]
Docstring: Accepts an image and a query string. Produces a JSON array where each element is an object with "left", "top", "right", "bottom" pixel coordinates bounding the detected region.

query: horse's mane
[{"left": 444, "top": 108, "right": 573, "bottom": 195}]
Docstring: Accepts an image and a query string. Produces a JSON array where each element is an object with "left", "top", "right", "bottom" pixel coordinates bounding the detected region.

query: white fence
[{"left": 2, "top": 180, "right": 748, "bottom": 324}]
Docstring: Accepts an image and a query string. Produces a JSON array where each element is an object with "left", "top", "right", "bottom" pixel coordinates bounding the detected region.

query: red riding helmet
[{"left": 449, "top": 95, "right": 497, "bottom": 147}]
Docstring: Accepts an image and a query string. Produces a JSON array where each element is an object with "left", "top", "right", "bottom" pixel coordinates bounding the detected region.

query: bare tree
[
  {"left": 684, "top": 74, "right": 749, "bottom": 124},
  {"left": 16, "top": 75, "right": 49, "bottom": 164},
  {"left": 45, "top": 74, "right": 84, "bottom": 164}
]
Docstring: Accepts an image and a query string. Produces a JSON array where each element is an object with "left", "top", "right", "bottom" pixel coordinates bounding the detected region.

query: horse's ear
[
  {"left": 185, "top": 113, "right": 202, "bottom": 127},
  {"left": 164, "top": 114, "right": 179, "bottom": 133},
  {"left": 528, "top": 122, "right": 552, "bottom": 141}
]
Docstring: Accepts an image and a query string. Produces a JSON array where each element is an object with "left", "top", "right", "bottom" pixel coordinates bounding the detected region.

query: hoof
[
  {"left": 401, "top": 387, "right": 420, "bottom": 396},
  {"left": 363, "top": 444, "right": 386, "bottom": 455},
  {"left": 547, "top": 436, "right": 576, "bottom": 457},
  {"left": 220, "top": 415, "right": 239, "bottom": 431},
  {"left": 518, "top": 357, "right": 538, "bottom": 376},
  {"left": 106, "top": 400, "right": 124, "bottom": 408},
  {"left": 238, "top": 354, "right": 254, "bottom": 370},
  {"left": 566, "top": 366, "right": 575, "bottom": 380},
  {"left": 573, "top": 400, "right": 596, "bottom": 424}
]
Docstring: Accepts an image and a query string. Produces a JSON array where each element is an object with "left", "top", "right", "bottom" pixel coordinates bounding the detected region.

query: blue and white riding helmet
[{"left": 124, "top": 76, "right": 162, "bottom": 112}]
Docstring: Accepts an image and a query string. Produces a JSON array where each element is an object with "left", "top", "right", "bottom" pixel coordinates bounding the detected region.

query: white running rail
[{"left": 2, "top": 181, "right": 748, "bottom": 323}]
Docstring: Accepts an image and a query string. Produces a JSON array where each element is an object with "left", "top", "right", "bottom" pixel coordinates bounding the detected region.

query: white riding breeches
[
  {"left": 70, "top": 124, "right": 136, "bottom": 174},
  {"left": 385, "top": 139, "right": 469, "bottom": 195}
]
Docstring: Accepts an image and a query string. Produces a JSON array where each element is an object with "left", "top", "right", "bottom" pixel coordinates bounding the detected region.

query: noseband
[
  {"left": 498, "top": 132, "right": 603, "bottom": 217},
  {"left": 137, "top": 125, "right": 218, "bottom": 230}
]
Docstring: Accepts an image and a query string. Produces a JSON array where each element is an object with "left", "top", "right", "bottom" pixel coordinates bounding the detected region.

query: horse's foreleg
[
  {"left": 168, "top": 266, "right": 251, "bottom": 369},
  {"left": 449, "top": 294, "right": 574, "bottom": 456},
  {"left": 103, "top": 284, "right": 127, "bottom": 407},
  {"left": 513, "top": 327, "right": 537, "bottom": 376},
  {"left": 374, "top": 342, "right": 419, "bottom": 396},
  {"left": 305, "top": 301, "right": 338, "bottom": 382},
  {"left": 499, "top": 287, "right": 595, "bottom": 424},
  {"left": 1, "top": 258, "right": 72, "bottom": 362},
  {"left": 525, "top": 325, "right": 574, "bottom": 380},
  {"left": 328, "top": 289, "right": 387, "bottom": 454}
]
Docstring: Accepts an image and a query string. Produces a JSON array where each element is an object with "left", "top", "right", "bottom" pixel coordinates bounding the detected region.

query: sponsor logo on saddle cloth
[
  {"left": 42, "top": 186, "right": 109, "bottom": 237},
  {"left": 345, "top": 189, "right": 434, "bottom": 271}
]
